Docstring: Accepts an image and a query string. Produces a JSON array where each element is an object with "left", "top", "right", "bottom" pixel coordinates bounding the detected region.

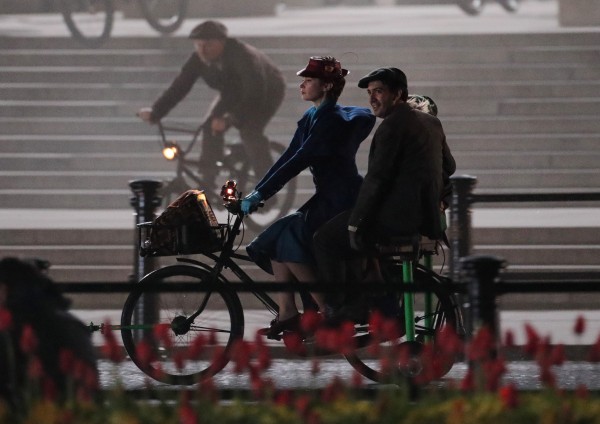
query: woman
[{"left": 241, "top": 56, "right": 376, "bottom": 338}]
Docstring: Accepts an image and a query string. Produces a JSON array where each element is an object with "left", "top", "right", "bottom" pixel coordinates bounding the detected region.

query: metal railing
[{"left": 448, "top": 174, "right": 600, "bottom": 283}]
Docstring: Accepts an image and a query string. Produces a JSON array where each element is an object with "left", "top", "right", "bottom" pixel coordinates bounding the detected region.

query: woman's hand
[{"left": 241, "top": 191, "right": 263, "bottom": 215}]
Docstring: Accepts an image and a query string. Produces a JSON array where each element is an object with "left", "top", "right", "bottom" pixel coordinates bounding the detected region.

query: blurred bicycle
[
  {"left": 58, "top": 0, "right": 188, "bottom": 47},
  {"left": 153, "top": 120, "right": 297, "bottom": 232},
  {"left": 457, "top": 0, "right": 520, "bottom": 15}
]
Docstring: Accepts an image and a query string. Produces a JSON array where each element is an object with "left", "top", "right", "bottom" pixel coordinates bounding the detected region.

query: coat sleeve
[
  {"left": 255, "top": 114, "right": 342, "bottom": 200},
  {"left": 150, "top": 53, "right": 203, "bottom": 122},
  {"left": 348, "top": 118, "right": 404, "bottom": 229},
  {"left": 440, "top": 134, "right": 456, "bottom": 207},
  {"left": 212, "top": 43, "right": 278, "bottom": 120}
]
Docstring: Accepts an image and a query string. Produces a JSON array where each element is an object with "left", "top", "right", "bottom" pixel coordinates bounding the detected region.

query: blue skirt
[{"left": 246, "top": 212, "right": 315, "bottom": 275}]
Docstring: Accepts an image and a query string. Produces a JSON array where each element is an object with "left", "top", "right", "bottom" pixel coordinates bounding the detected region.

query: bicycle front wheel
[
  {"left": 59, "top": 0, "right": 114, "bottom": 47},
  {"left": 138, "top": 0, "right": 188, "bottom": 34},
  {"left": 344, "top": 265, "right": 461, "bottom": 383},
  {"left": 121, "top": 265, "right": 244, "bottom": 385},
  {"left": 456, "top": 0, "right": 484, "bottom": 15}
]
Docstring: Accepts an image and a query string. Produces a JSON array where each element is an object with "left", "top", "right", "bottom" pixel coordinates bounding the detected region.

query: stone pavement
[
  {"left": 0, "top": 0, "right": 596, "bottom": 40},
  {"left": 77, "top": 308, "right": 600, "bottom": 352}
]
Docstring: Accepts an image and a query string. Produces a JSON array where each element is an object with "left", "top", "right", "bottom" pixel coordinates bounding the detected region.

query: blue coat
[
  {"left": 256, "top": 101, "right": 375, "bottom": 232},
  {"left": 248, "top": 101, "right": 375, "bottom": 273}
]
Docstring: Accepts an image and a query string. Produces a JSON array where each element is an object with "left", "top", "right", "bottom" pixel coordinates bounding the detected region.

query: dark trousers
[
  {"left": 313, "top": 210, "right": 366, "bottom": 307},
  {"left": 200, "top": 124, "right": 273, "bottom": 185}
]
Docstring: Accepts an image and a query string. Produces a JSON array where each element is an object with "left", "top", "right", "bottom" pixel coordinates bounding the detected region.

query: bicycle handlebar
[{"left": 220, "top": 180, "right": 264, "bottom": 217}]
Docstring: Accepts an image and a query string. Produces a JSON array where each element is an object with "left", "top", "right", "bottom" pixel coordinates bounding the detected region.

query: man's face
[
  {"left": 366, "top": 80, "right": 401, "bottom": 118},
  {"left": 193, "top": 38, "right": 225, "bottom": 64}
]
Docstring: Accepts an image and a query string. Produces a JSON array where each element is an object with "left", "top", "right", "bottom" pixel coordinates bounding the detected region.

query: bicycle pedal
[{"left": 266, "top": 333, "right": 282, "bottom": 341}]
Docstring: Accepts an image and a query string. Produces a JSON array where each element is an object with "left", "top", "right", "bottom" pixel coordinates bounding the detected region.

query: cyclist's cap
[
  {"left": 358, "top": 67, "right": 408, "bottom": 92},
  {"left": 189, "top": 20, "right": 228, "bottom": 40},
  {"left": 297, "top": 56, "right": 348, "bottom": 80}
]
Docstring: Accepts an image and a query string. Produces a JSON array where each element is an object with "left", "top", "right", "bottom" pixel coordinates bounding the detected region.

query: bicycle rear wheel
[
  {"left": 344, "top": 265, "right": 461, "bottom": 383},
  {"left": 121, "top": 265, "right": 244, "bottom": 385},
  {"left": 138, "top": 0, "right": 188, "bottom": 34},
  {"left": 497, "top": 0, "right": 520, "bottom": 12},
  {"left": 59, "top": 0, "right": 113, "bottom": 47}
]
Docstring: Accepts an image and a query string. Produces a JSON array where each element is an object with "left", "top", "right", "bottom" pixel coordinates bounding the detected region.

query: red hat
[{"left": 297, "top": 56, "right": 348, "bottom": 80}]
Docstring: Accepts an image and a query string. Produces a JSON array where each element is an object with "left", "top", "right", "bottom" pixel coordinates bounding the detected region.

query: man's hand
[
  {"left": 348, "top": 226, "right": 363, "bottom": 251},
  {"left": 241, "top": 191, "right": 263, "bottom": 215},
  {"left": 137, "top": 107, "right": 154, "bottom": 124}
]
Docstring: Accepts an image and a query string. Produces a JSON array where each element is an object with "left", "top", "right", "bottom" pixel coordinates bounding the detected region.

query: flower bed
[{"left": 2, "top": 309, "right": 600, "bottom": 424}]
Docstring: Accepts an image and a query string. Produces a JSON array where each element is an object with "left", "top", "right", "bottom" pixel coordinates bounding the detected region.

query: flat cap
[
  {"left": 358, "top": 67, "right": 408, "bottom": 91},
  {"left": 189, "top": 20, "right": 228, "bottom": 40}
]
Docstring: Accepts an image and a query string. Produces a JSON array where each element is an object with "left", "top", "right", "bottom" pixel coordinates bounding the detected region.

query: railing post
[
  {"left": 460, "top": 254, "right": 505, "bottom": 389},
  {"left": 129, "top": 180, "right": 163, "bottom": 342},
  {"left": 129, "top": 179, "right": 163, "bottom": 282},
  {"left": 449, "top": 175, "right": 477, "bottom": 284}
]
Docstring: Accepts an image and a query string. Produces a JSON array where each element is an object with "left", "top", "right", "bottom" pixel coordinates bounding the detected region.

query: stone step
[
  {"left": 2, "top": 163, "right": 600, "bottom": 190},
  {"left": 5, "top": 241, "right": 599, "bottom": 284},
  {"left": 5, "top": 219, "right": 599, "bottom": 245},
  {"left": 1, "top": 80, "right": 599, "bottom": 103},
  {"left": 5, "top": 188, "right": 600, "bottom": 211},
  {"left": 2, "top": 150, "right": 599, "bottom": 172},
  {"left": 3, "top": 31, "right": 600, "bottom": 51},
  {"left": 1, "top": 115, "right": 598, "bottom": 136},
  {"left": 2, "top": 203, "right": 599, "bottom": 283},
  {"left": 3, "top": 96, "right": 600, "bottom": 118},
  {"left": 0, "top": 191, "right": 313, "bottom": 210},
  {"left": 2, "top": 63, "right": 598, "bottom": 85},
  {"left": 473, "top": 244, "right": 600, "bottom": 266},
  {"left": 3, "top": 44, "right": 599, "bottom": 68},
  {"left": 2, "top": 133, "right": 599, "bottom": 154},
  {"left": 5, "top": 239, "right": 600, "bottom": 284}
]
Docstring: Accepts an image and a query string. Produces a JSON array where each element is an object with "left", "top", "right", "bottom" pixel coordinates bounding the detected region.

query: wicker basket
[{"left": 137, "top": 189, "right": 223, "bottom": 257}]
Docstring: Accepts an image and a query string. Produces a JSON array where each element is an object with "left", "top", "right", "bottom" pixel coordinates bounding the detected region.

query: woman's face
[{"left": 300, "top": 77, "right": 327, "bottom": 103}]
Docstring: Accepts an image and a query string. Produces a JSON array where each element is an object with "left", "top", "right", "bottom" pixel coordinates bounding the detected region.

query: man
[
  {"left": 138, "top": 20, "right": 286, "bottom": 181},
  {"left": 313, "top": 67, "right": 456, "bottom": 290},
  {"left": 0, "top": 257, "right": 98, "bottom": 407}
]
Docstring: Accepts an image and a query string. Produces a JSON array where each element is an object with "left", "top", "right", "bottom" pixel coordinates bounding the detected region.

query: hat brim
[{"left": 296, "top": 68, "right": 349, "bottom": 79}]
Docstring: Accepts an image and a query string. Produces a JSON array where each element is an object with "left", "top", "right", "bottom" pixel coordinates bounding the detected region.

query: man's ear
[{"left": 324, "top": 82, "right": 333, "bottom": 92}]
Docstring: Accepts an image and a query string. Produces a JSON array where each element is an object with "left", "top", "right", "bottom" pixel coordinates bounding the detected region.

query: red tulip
[
  {"left": 587, "top": 334, "right": 600, "bottom": 362},
  {"left": 523, "top": 323, "right": 540, "bottom": 356},
  {"left": 19, "top": 324, "right": 38, "bottom": 354},
  {"left": 499, "top": 383, "right": 518, "bottom": 408},
  {"left": 301, "top": 310, "right": 323, "bottom": 333},
  {"left": 503, "top": 329, "right": 515, "bottom": 348},
  {"left": 0, "top": 308, "right": 12, "bottom": 331},
  {"left": 574, "top": 315, "right": 586, "bottom": 336}
]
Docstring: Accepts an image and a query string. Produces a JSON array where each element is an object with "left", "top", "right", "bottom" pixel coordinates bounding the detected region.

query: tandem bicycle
[{"left": 120, "top": 180, "right": 464, "bottom": 385}]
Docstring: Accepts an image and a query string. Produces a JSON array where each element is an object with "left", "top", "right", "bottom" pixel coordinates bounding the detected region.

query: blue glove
[{"left": 241, "top": 190, "right": 263, "bottom": 215}]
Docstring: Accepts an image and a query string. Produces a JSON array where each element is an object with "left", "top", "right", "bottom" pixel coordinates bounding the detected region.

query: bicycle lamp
[
  {"left": 162, "top": 141, "right": 179, "bottom": 161},
  {"left": 221, "top": 180, "right": 238, "bottom": 201}
]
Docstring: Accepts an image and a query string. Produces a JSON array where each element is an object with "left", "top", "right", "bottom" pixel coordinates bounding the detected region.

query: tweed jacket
[
  {"left": 348, "top": 102, "right": 456, "bottom": 241},
  {"left": 149, "top": 38, "right": 285, "bottom": 126}
]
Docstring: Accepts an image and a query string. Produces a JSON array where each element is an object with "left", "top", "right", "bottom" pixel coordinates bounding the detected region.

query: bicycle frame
[{"left": 173, "top": 203, "right": 280, "bottom": 317}]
